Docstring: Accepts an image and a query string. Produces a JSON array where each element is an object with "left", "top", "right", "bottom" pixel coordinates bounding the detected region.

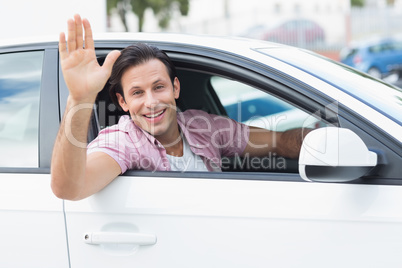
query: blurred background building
[
  {"left": 107, "top": 0, "right": 402, "bottom": 61},
  {"left": 1, "top": 0, "right": 401, "bottom": 81}
]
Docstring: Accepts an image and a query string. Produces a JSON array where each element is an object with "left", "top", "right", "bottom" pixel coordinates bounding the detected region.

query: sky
[{"left": 0, "top": 0, "right": 107, "bottom": 39}]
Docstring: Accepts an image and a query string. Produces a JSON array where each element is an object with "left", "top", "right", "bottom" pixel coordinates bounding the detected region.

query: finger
[
  {"left": 67, "top": 18, "right": 76, "bottom": 53},
  {"left": 102, "top": 50, "right": 121, "bottom": 75},
  {"left": 74, "top": 14, "right": 84, "bottom": 49},
  {"left": 59, "top": 32, "right": 67, "bottom": 60},
  {"left": 83, "top": 18, "right": 94, "bottom": 50}
]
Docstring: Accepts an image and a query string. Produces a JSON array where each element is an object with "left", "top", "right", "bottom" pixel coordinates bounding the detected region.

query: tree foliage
[
  {"left": 107, "top": 0, "right": 189, "bottom": 32},
  {"left": 350, "top": 0, "right": 395, "bottom": 7},
  {"left": 351, "top": 0, "right": 364, "bottom": 7},
  {"left": 386, "top": 0, "right": 396, "bottom": 6}
]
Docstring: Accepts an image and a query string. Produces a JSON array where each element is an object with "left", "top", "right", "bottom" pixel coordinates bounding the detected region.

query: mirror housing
[{"left": 299, "top": 127, "right": 377, "bottom": 182}]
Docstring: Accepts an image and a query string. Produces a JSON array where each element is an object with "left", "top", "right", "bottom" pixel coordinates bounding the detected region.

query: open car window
[
  {"left": 210, "top": 76, "right": 326, "bottom": 132},
  {"left": 92, "top": 51, "right": 334, "bottom": 174}
]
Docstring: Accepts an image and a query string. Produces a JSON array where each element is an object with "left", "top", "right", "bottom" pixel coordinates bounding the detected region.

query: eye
[
  {"left": 132, "top": 90, "right": 143, "bottom": 96},
  {"left": 155, "top": 85, "right": 164, "bottom": 90}
]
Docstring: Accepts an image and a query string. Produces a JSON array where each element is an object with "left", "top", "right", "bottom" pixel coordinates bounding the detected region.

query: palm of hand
[
  {"left": 62, "top": 48, "right": 108, "bottom": 102},
  {"left": 59, "top": 15, "right": 120, "bottom": 104}
]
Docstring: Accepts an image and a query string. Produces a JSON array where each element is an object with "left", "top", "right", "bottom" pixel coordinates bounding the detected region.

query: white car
[{"left": 0, "top": 33, "right": 401, "bottom": 268}]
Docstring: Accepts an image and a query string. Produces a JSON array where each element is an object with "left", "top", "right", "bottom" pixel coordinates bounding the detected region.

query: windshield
[{"left": 256, "top": 47, "right": 402, "bottom": 125}]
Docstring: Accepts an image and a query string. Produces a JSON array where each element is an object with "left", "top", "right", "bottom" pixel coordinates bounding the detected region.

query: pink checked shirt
[{"left": 87, "top": 109, "right": 250, "bottom": 173}]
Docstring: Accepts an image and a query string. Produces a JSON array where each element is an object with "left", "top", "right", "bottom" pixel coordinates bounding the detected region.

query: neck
[
  {"left": 164, "top": 138, "right": 183, "bottom": 157},
  {"left": 155, "top": 125, "right": 183, "bottom": 157}
]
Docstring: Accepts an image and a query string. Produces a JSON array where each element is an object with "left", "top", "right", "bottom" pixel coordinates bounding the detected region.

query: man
[{"left": 51, "top": 15, "right": 306, "bottom": 201}]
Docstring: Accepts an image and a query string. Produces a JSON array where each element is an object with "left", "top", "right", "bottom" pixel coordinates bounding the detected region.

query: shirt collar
[{"left": 120, "top": 112, "right": 204, "bottom": 149}]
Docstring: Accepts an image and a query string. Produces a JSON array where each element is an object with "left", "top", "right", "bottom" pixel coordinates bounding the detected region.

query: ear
[
  {"left": 116, "top": 93, "right": 129, "bottom": 112},
  {"left": 173, "top": 77, "right": 180, "bottom": 99}
]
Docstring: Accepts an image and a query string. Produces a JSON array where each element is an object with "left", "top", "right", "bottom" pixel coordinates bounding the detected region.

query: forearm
[
  {"left": 244, "top": 126, "right": 311, "bottom": 159},
  {"left": 51, "top": 96, "right": 95, "bottom": 199},
  {"left": 276, "top": 128, "right": 311, "bottom": 159}
]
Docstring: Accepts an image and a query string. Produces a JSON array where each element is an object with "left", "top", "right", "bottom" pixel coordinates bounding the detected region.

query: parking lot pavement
[
  {"left": 383, "top": 72, "right": 402, "bottom": 88},
  {"left": 393, "top": 77, "right": 402, "bottom": 88}
]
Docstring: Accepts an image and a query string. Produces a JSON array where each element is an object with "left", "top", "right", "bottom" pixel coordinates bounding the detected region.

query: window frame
[
  {"left": 91, "top": 47, "right": 337, "bottom": 179},
  {"left": 0, "top": 44, "right": 59, "bottom": 173},
  {"left": 70, "top": 43, "right": 400, "bottom": 184}
]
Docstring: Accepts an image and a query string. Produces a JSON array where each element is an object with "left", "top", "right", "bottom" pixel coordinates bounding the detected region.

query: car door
[
  {"left": 63, "top": 44, "right": 402, "bottom": 268},
  {"left": 0, "top": 46, "right": 69, "bottom": 266}
]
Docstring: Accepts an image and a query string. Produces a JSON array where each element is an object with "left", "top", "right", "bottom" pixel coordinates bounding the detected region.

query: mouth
[{"left": 143, "top": 109, "right": 166, "bottom": 119}]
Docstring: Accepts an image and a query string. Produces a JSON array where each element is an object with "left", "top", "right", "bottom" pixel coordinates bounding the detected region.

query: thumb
[{"left": 102, "top": 50, "right": 121, "bottom": 74}]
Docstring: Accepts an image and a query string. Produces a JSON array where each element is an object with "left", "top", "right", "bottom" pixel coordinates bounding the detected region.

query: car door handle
[{"left": 84, "top": 232, "right": 157, "bottom": 245}]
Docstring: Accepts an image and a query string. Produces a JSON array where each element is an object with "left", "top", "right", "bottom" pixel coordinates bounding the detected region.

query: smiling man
[
  {"left": 51, "top": 15, "right": 307, "bottom": 201},
  {"left": 113, "top": 48, "right": 183, "bottom": 155},
  {"left": 86, "top": 43, "right": 250, "bottom": 174}
]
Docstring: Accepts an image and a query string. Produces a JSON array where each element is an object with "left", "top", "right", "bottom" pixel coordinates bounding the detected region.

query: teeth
[{"left": 145, "top": 110, "right": 164, "bottom": 118}]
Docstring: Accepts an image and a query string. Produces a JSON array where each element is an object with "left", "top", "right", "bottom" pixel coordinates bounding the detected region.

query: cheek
[
  {"left": 126, "top": 101, "right": 141, "bottom": 115},
  {"left": 161, "top": 90, "right": 177, "bottom": 104}
]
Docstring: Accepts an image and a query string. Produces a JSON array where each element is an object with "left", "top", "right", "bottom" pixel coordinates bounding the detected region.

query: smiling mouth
[{"left": 143, "top": 109, "right": 166, "bottom": 119}]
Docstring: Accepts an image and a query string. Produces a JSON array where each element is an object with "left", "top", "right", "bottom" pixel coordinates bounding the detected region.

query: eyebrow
[
  {"left": 127, "top": 79, "right": 165, "bottom": 93},
  {"left": 152, "top": 79, "right": 162, "bottom": 85}
]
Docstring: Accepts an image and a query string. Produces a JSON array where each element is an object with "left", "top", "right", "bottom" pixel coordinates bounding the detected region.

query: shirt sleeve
[
  {"left": 87, "top": 127, "right": 132, "bottom": 174},
  {"left": 209, "top": 113, "right": 250, "bottom": 157}
]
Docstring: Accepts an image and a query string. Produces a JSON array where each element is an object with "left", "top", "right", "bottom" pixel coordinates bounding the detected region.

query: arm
[
  {"left": 242, "top": 126, "right": 310, "bottom": 159},
  {"left": 51, "top": 14, "right": 121, "bottom": 200}
]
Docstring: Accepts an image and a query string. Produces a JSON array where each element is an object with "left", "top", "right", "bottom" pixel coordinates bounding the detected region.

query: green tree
[
  {"left": 107, "top": 0, "right": 189, "bottom": 32},
  {"left": 351, "top": 0, "right": 364, "bottom": 7},
  {"left": 386, "top": 0, "right": 395, "bottom": 6}
]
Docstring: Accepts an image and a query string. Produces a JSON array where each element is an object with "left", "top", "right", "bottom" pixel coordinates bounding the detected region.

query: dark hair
[{"left": 108, "top": 43, "right": 177, "bottom": 109}]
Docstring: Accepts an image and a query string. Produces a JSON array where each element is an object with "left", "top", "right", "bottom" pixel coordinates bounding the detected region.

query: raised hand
[{"left": 59, "top": 14, "right": 121, "bottom": 103}]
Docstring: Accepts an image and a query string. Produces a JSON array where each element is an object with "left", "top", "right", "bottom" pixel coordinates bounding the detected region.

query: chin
[{"left": 144, "top": 125, "right": 167, "bottom": 137}]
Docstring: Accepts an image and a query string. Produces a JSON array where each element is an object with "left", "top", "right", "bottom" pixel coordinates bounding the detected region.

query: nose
[{"left": 144, "top": 90, "right": 158, "bottom": 108}]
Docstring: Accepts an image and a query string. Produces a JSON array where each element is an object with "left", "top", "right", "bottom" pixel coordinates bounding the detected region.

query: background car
[
  {"left": 0, "top": 33, "right": 401, "bottom": 267},
  {"left": 211, "top": 76, "right": 322, "bottom": 131},
  {"left": 262, "top": 19, "right": 326, "bottom": 46},
  {"left": 340, "top": 37, "right": 402, "bottom": 79}
]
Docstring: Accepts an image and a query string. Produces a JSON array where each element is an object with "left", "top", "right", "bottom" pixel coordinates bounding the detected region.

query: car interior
[{"left": 90, "top": 52, "right": 330, "bottom": 175}]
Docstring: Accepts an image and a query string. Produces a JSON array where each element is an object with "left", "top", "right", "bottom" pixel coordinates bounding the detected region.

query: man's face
[{"left": 117, "top": 59, "right": 180, "bottom": 139}]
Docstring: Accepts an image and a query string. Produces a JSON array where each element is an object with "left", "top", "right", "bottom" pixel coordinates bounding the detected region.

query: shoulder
[
  {"left": 178, "top": 109, "right": 216, "bottom": 129},
  {"left": 97, "top": 115, "right": 137, "bottom": 135},
  {"left": 178, "top": 109, "right": 245, "bottom": 129},
  {"left": 179, "top": 109, "right": 210, "bottom": 118},
  {"left": 89, "top": 115, "right": 137, "bottom": 147},
  {"left": 179, "top": 109, "right": 226, "bottom": 122},
  {"left": 116, "top": 115, "right": 137, "bottom": 132}
]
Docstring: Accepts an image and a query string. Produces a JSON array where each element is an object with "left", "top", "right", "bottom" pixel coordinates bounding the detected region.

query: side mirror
[{"left": 299, "top": 127, "right": 377, "bottom": 182}]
